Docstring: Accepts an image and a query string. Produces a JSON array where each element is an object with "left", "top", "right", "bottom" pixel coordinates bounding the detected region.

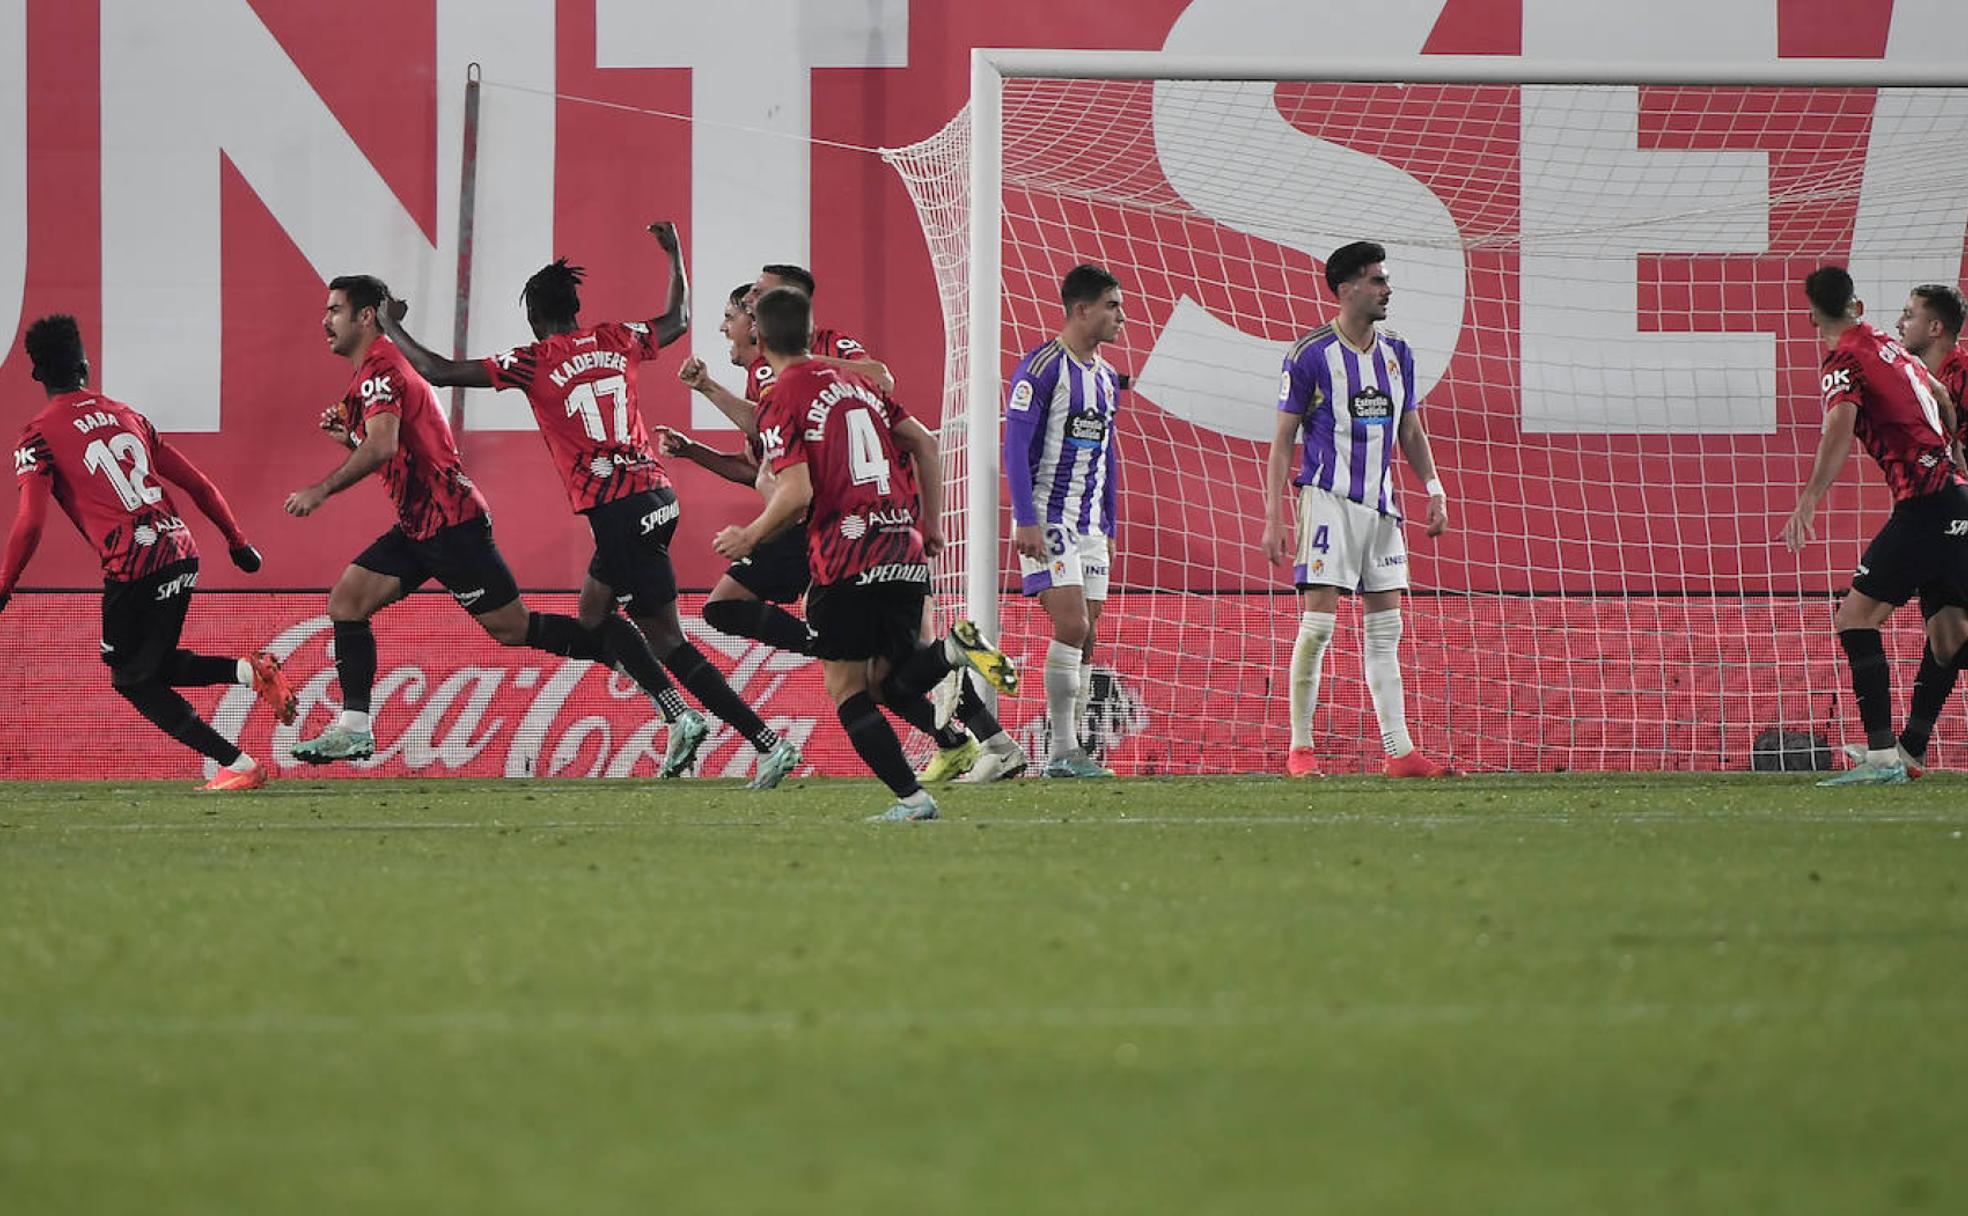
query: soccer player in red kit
[
  {"left": 2, "top": 315, "right": 294, "bottom": 789},
  {"left": 713, "top": 286, "right": 1017, "bottom": 820},
  {"left": 1783, "top": 266, "right": 1968, "bottom": 786},
  {"left": 285, "top": 274, "right": 694, "bottom": 769},
  {"left": 378, "top": 225, "right": 801, "bottom": 787}
]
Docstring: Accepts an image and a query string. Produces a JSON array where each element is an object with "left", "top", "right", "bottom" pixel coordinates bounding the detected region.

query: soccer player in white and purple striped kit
[
  {"left": 1261, "top": 241, "right": 1457, "bottom": 779},
  {"left": 1005, "top": 264, "right": 1126, "bottom": 778}
]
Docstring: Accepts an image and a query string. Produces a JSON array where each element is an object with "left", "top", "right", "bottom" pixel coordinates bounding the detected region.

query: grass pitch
[{"left": 1, "top": 774, "right": 1964, "bottom": 1215}]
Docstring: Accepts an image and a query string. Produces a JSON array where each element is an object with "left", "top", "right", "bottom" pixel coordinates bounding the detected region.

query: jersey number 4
[
  {"left": 844, "top": 406, "right": 892, "bottom": 494},
  {"left": 83, "top": 432, "right": 164, "bottom": 511},
  {"left": 566, "top": 374, "right": 631, "bottom": 443}
]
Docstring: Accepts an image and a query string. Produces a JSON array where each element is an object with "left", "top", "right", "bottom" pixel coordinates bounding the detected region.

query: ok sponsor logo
[
  {"left": 14, "top": 446, "right": 38, "bottom": 476},
  {"left": 1822, "top": 368, "right": 1853, "bottom": 396},
  {"left": 359, "top": 374, "right": 394, "bottom": 404},
  {"left": 760, "top": 425, "right": 786, "bottom": 460}
]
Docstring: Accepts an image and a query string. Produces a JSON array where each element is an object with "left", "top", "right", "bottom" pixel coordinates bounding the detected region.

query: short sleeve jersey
[
  {"left": 1821, "top": 323, "right": 1962, "bottom": 502},
  {"left": 343, "top": 337, "right": 488, "bottom": 540},
  {"left": 757, "top": 359, "right": 927, "bottom": 589},
  {"left": 1279, "top": 324, "right": 1419, "bottom": 518},
  {"left": 1937, "top": 346, "right": 1968, "bottom": 447},
  {"left": 743, "top": 328, "right": 869, "bottom": 406},
  {"left": 481, "top": 321, "right": 672, "bottom": 513},
  {"left": 12, "top": 391, "right": 198, "bottom": 581}
]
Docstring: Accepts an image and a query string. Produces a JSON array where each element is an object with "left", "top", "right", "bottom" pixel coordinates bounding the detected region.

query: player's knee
[
  {"left": 822, "top": 662, "right": 866, "bottom": 704},
  {"left": 636, "top": 617, "right": 683, "bottom": 658},
  {"left": 1050, "top": 610, "right": 1089, "bottom": 648}
]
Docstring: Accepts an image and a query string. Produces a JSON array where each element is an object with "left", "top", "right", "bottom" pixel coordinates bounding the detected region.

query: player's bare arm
[
  {"left": 645, "top": 222, "right": 690, "bottom": 349},
  {"left": 151, "top": 439, "right": 263, "bottom": 571},
  {"left": 655, "top": 424, "right": 761, "bottom": 487},
  {"left": 893, "top": 417, "right": 945, "bottom": 558},
  {"left": 1259, "top": 409, "right": 1301, "bottom": 566},
  {"left": 375, "top": 297, "right": 493, "bottom": 389},
  {"left": 713, "top": 461, "right": 812, "bottom": 560},
  {"left": 678, "top": 358, "right": 761, "bottom": 437},
  {"left": 1781, "top": 401, "right": 1858, "bottom": 552},
  {"left": 814, "top": 355, "right": 895, "bottom": 396},
  {"left": 1396, "top": 411, "right": 1450, "bottom": 538},
  {"left": 285, "top": 412, "right": 400, "bottom": 517},
  {"left": 0, "top": 474, "right": 52, "bottom": 613}
]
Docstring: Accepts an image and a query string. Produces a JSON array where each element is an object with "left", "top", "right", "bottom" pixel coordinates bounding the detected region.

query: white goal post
[{"left": 886, "top": 51, "right": 1968, "bottom": 773}]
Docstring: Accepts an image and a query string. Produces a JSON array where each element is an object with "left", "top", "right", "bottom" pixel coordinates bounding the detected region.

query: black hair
[
  {"left": 1061, "top": 264, "right": 1120, "bottom": 311},
  {"left": 1910, "top": 282, "right": 1966, "bottom": 338},
  {"left": 328, "top": 274, "right": 390, "bottom": 320},
  {"left": 760, "top": 264, "right": 817, "bottom": 297},
  {"left": 752, "top": 286, "right": 813, "bottom": 356},
  {"left": 1804, "top": 265, "right": 1857, "bottom": 319},
  {"left": 1324, "top": 241, "right": 1387, "bottom": 296},
  {"left": 729, "top": 282, "right": 754, "bottom": 308},
  {"left": 23, "top": 314, "right": 87, "bottom": 389},
  {"left": 522, "top": 258, "right": 585, "bottom": 326}
]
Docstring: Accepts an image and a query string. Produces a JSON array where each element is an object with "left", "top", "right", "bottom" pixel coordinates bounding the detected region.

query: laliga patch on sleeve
[{"left": 1009, "top": 380, "right": 1034, "bottom": 412}]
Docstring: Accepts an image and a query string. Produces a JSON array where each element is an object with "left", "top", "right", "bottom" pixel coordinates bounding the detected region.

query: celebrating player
[
  {"left": 376, "top": 228, "right": 803, "bottom": 787},
  {"left": 713, "top": 286, "right": 1017, "bottom": 820},
  {"left": 1004, "top": 264, "right": 1127, "bottom": 778},
  {"left": 3, "top": 315, "right": 294, "bottom": 790},
  {"left": 1783, "top": 266, "right": 1968, "bottom": 786},
  {"left": 284, "top": 274, "right": 702, "bottom": 772},
  {"left": 1260, "top": 241, "right": 1456, "bottom": 779}
]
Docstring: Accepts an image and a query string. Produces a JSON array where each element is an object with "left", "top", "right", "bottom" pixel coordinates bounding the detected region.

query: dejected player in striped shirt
[{"left": 1261, "top": 241, "right": 1456, "bottom": 780}]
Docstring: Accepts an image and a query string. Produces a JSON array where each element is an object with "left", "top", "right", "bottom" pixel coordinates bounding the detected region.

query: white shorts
[
  {"left": 1018, "top": 525, "right": 1111, "bottom": 601},
  {"left": 1293, "top": 486, "right": 1408, "bottom": 593}
]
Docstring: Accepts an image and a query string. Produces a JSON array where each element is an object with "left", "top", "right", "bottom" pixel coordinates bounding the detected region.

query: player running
[
  {"left": 377, "top": 226, "right": 800, "bottom": 787},
  {"left": 3, "top": 315, "right": 294, "bottom": 790},
  {"left": 1261, "top": 241, "right": 1457, "bottom": 779},
  {"left": 713, "top": 286, "right": 1017, "bottom": 820},
  {"left": 1783, "top": 266, "right": 1968, "bottom": 786}
]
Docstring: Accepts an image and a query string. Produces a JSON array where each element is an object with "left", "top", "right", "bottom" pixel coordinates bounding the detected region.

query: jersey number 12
[{"left": 83, "top": 432, "right": 164, "bottom": 511}]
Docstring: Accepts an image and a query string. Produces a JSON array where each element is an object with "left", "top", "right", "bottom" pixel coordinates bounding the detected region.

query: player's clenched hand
[
  {"left": 648, "top": 220, "right": 680, "bottom": 252},
  {"left": 922, "top": 520, "right": 946, "bottom": 560},
  {"left": 712, "top": 525, "right": 753, "bottom": 560},
  {"left": 380, "top": 295, "right": 408, "bottom": 325},
  {"left": 1013, "top": 523, "right": 1046, "bottom": 562},
  {"left": 229, "top": 544, "right": 264, "bottom": 573},
  {"left": 319, "top": 404, "right": 353, "bottom": 447},
  {"left": 1780, "top": 500, "right": 1817, "bottom": 553},
  {"left": 1425, "top": 494, "right": 1449, "bottom": 538},
  {"left": 1259, "top": 519, "right": 1292, "bottom": 566},
  {"left": 677, "top": 356, "right": 710, "bottom": 391},
  {"left": 654, "top": 425, "right": 693, "bottom": 458},
  {"left": 284, "top": 485, "right": 329, "bottom": 518},
  {"left": 0, "top": 591, "right": 10, "bottom": 615}
]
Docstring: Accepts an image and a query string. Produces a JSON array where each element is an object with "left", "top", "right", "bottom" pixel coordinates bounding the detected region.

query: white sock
[
  {"left": 981, "top": 729, "right": 1017, "bottom": 755},
  {"left": 225, "top": 753, "right": 258, "bottom": 773},
  {"left": 1073, "top": 660, "right": 1094, "bottom": 749},
  {"left": 1289, "top": 611, "right": 1335, "bottom": 750},
  {"left": 1867, "top": 746, "right": 1900, "bottom": 766},
  {"left": 1363, "top": 608, "right": 1414, "bottom": 758},
  {"left": 234, "top": 657, "right": 254, "bottom": 684},
  {"left": 336, "top": 710, "right": 372, "bottom": 733},
  {"left": 901, "top": 788, "right": 933, "bottom": 807},
  {"left": 1043, "top": 639, "right": 1084, "bottom": 761}
]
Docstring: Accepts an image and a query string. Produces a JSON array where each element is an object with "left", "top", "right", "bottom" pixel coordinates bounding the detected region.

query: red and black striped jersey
[
  {"left": 12, "top": 391, "right": 199, "bottom": 581},
  {"left": 1821, "top": 323, "right": 1962, "bottom": 502},
  {"left": 343, "top": 337, "right": 488, "bottom": 539}
]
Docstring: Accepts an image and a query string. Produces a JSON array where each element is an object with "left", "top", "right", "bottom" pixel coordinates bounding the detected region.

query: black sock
[
  {"left": 838, "top": 692, "right": 921, "bottom": 797},
  {"left": 881, "top": 691, "right": 967, "bottom": 749},
  {"left": 525, "top": 611, "right": 607, "bottom": 662},
  {"left": 161, "top": 649, "right": 240, "bottom": 687},
  {"left": 1901, "top": 642, "right": 1962, "bottom": 761},
  {"left": 956, "top": 675, "right": 1008, "bottom": 743},
  {"left": 665, "top": 641, "right": 778, "bottom": 751},
  {"left": 1839, "top": 627, "right": 1895, "bottom": 752},
  {"left": 702, "top": 598, "right": 815, "bottom": 654},
  {"left": 331, "top": 619, "right": 377, "bottom": 715},
  {"left": 596, "top": 617, "right": 689, "bottom": 722},
  {"left": 881, "top": 640, "right": 956, "bottom": 705},
  {"left": 119, "top": 679, "right": 243, "bottom": 766}
]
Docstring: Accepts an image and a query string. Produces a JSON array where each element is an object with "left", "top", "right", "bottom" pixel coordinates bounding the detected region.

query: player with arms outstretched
[
  {"left": 1785, "top": 267, "right": 1968, "bottom": 786},
  {"left": 378, "top": 227, "right": 802, "bottom": 787},
  {"left": 3, "top": 315, "right": 294, "bottom": 789},
  {"left": 713, "top": 287, "right": 1017, "bottom": 820},
  {"left": 1261, "top": 241, "right": 1456, "bottom": 779}
]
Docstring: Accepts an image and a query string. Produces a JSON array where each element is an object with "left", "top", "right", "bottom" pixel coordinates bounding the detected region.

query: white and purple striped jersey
[
  {"left": 1003, "top": 338, "right": 1120, "bottom": 536},
  {"left": 1279, "top": 324, "right": 1419, "bottom": 517}
]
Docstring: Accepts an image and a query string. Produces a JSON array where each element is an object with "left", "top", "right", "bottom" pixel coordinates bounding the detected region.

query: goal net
[{"left": 883, "top": 53, "right": 1968, "bottom": 774}]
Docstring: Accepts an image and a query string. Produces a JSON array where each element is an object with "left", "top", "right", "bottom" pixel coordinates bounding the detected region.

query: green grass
[{"left": 1, "top": 774, "right": 1965, "bottom": 1215}]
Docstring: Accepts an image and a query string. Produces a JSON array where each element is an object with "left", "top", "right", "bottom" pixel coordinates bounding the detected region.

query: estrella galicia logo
[{"left": 1350, "top": 387, "right": 1394, "bottom": 422}]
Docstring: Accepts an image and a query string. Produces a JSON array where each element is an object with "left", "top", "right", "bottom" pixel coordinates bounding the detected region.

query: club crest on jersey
[{"left": 840, "top": 513, "right": 868, "bottom": 540}]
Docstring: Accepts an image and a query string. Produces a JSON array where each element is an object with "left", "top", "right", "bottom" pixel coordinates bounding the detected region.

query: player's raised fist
[
  {"left": 229, "top": 543, "right": 264, "bottom": 573},
  {"left": 380, "top": 295, "right": 408, "bottom": 325},
  {"left": 648, "top": 221, "right": 680, "bottom": 252},
  {"left": 654, "top": 425, "right": 691, "bottom": 457},
  {"left": 677, "top": 356, "right": 709, "bottom": 390}
]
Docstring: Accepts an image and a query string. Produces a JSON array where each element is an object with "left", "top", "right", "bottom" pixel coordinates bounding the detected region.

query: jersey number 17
[{"left": 566, "top": 375, "right": 631, "bottom": 443}]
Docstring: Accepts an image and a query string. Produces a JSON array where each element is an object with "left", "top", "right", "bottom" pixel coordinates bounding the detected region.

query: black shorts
[
  {"left": 354, "top": 515, "right": 520, "bottom": 615},
  {"left": 806, "top": 578, "right": 928, "bottom": 664},
  {"left": 726, "top": 520, "right": 812, "bottom": 604},
  {"left": 1852, "top": 485, "right": 1968, "bottom": 608},
  {"left": 100, "top": 557, "right": 200, "bottom": 687},
  {"left": 585, "top": 487, "right": 681, "bottom": 617}
]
